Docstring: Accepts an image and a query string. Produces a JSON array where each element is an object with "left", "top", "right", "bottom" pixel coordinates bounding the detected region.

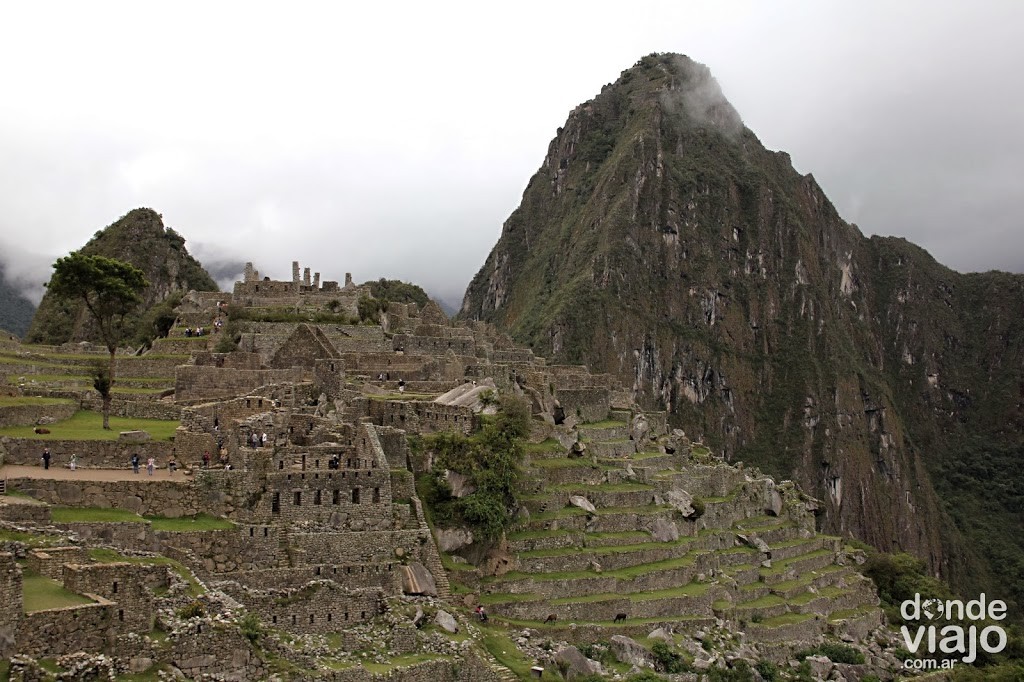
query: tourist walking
[
  {"left": 147, "top": 456, "right": 155, "bottom": 476},
  {"left": 131, "top": 453, "right": 140, "bottom": 474},
  {"left": 202, "top": 451, "right": 210, "bottom": 468},
  {"left": 69, "top": 453, "right": 77, "bottom": 471},
  {"left": 168, "top": 456, "right": 177, "bottom": 474},
  {"left": 41, "top": 447, "right": 51, "bottom": 470}
]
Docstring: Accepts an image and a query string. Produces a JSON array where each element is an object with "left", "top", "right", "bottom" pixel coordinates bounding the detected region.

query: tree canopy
[{"left": 47, "top": 253, "right": 149, "bottom": 354}]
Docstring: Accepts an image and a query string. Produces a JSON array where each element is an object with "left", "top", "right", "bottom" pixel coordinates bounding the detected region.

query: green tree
[{"left": 47, "top": 253, "right": 148, "bottom": 429}]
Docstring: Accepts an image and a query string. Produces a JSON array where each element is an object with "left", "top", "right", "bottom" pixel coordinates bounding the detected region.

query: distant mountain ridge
[
  {"left": 461, "top": 53, "right": 1024, "bottom": 613},
  {"left": 26, "top": 208, "right": 219, "bottom": 345},
  {"left": 0, "top": 263, "right": 37, "bottom": 337}
]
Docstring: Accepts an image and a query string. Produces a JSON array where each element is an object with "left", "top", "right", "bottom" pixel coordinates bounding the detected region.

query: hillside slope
[
  {"left": 26, "top": 208, "right": 219, "bottom": 346},
  {"left": 0, "top": 264, "right": 36, "bottom": 337},
  {"left": 461, "top": 53, "right": 1024, "bottom": 612}
]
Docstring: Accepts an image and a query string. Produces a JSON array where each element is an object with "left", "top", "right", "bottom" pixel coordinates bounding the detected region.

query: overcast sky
[{"left": 1, "top": 1, "right": 1022, "bottom": 308}]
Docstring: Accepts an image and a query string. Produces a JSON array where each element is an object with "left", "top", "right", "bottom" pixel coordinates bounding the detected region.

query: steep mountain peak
[
  {"left": 461, "top": 54, "right": 1024, "bottom": 613},
  {"left": 26, "top": 208, "right": 219, "bottom": 346}
]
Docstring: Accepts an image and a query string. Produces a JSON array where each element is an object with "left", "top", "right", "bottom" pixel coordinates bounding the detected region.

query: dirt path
[{"left": 0, "top": 464, "right": 190, "bottom": 483}]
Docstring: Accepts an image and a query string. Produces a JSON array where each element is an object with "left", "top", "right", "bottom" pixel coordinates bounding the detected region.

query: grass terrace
[
  {"left": 22, "top": 571, "right": 95, "bottom": 612},
  {"left": 0, "top": 396, "right": 76, "bottom": 407},
  {"left": 88, "top": 548, "right": 205, "bottom": 597},
  {"left": 0, "top": 410, "right": 179, "bottom": 441}
]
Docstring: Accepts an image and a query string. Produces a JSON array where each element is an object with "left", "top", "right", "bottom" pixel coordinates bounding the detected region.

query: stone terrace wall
[
  {"left": 0, "top": 439, "right": 176, "bottom": 469},
  {"left": 14, "top": 477, "right": 212, "bottom": 518},
  {"left": 290, "top": 529, "right": 431, "bottom": 566},
  {"left": 175, "top": 366, "right": 302, "bottom": 403},
  {"left": 556, "top": 387, "right": 611, "bottom": 423},
  {"left": 228, "top": 582, "right": 384, "bottom": 634},
  {"left": 18, "top": 601, "right": 112, "bottom": 658},
  {"left": 192, "top": 351, "right": 263, "bottom": 370},
  {"left": 392, "top": 334, "right": 475, "bottom": 356},
  {"left": 367, "top": 400, "right": 475, "bottom": 435},
  {"left": 54, "top": 521, "right": 159, "bottom": 553},
  {"left": 226, "top": 563, "right": 401, "bottom": 591},
  {"left": 170, "top": 625, "right": 268, "bottom": 680},
  {"left": 0, "top": 402, "right": 77, "bottom": 427},
  {"left": 0, "top": 552, "right": 22, "bottom": 658}
]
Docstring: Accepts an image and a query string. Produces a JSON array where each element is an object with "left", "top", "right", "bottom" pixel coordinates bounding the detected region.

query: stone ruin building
[{"left": 0, "top": 261, "right": 905, "bottom": 681}]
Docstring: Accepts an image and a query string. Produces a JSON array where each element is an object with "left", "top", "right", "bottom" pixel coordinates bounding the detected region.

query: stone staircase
[{"left": 411, "top": 496, "right": 452, "bottom": 599}]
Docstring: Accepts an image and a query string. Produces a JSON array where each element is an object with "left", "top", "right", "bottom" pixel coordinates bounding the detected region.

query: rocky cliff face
[
  {"left": 461, "top": 53, "right": 1024, "bottom": 611},
  {"left": 0, "top": 264, "right": 36, "bottom": 338},
  {"left": 26, "top": 208, "right": 219, "bottom": 345}
]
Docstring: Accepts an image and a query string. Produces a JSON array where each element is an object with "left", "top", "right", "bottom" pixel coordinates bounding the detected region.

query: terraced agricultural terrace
[{"left": 0, "top": 262, "right": 906, "bottom": 681}]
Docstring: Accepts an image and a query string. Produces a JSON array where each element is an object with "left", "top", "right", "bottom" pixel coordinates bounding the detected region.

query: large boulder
[
  {"left": 651, "top": 517, "right": 680, "bottom": 543},
  {"left": 569, "top": 495, "right": 596, "bottom": 514},
  {"left": 629, "top": 414, "right": 650, "bottom": 442},
  {"left": 610, "top": 635, "right": 656, "bottom": 669},
  {"left": 434, "top": 527, "right": 474, "bottom": 553},
  {"left": 118, "top": 430, "right": 151, "bottom": 442},
  {"left": 444, "top": 471, "right": 477, "bottom": 498},
  {"left": 401, "top": 562, "right": 438, "bottom": 596},
  {"left": 554, "top": 646, "right": 602, "bottom": 680},
  {"left": 665, "top": 489, "right": 695, "bottom": 517},
  {"left": 434, "top": 610, "right": 458, "bottom": 634}
]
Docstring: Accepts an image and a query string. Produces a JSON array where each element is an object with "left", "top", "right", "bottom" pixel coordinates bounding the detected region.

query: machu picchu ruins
[{"left": 0, "top": 262, "right": 914, "bottom": 680}]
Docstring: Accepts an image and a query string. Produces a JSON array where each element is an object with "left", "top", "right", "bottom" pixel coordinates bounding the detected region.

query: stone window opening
[
  {"left": 361, "top": 611, "right": 366, "bottom": 620},
  {"left": 315, "top": 459, "right": 320, "bottom": 469},
  {"left": 333, "top": 489, "right": 340, "bottom": 505},
  {"left": 292, "top": 615, "right": 297, "bottom": 625},
  {"left": 264, "top": 527, "right": 269, "bottom": 537},
  {"left": 373, "top": 487, "right": 380, "bottom": 503},
  {"left": 272, "top": 615, "right": 277, "bottom": 624},
  {"left": 344, "top": 612, "right": 349, "bottom": 621},
  {"left": 316, "top": 566, "right": 322, "bottom": 576},
  {"left": 278, "top": 461, "right": 284, "bottom": 470},
  {"left": 112, "top": 581, "right": 118, "bottom": 594},
  {"left": 118, "top": 609, "right": 124, "bottom": 621},
  {"left": 294, "top": 491, "right": 302, "bottom": 506},
  {"left": 327, "top": 613, "right": 332, "bottom": 622},
  {"left": 310, "top": 614, "right": 314, "bottom": 624},
  {"left": 249, "top": 527, "right": 255, "bottom": 537},
  {"left": 314, "top": 490, "right": 322, "bottom": 505},
  {"left": 272, "top": 492, "right": 280, "bottom": 514},
  {"left": 352, "top": 488, "right": 360, "bottom": 504}
]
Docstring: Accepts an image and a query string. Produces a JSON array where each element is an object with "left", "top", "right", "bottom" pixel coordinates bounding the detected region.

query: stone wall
[
  {"left": 229, "top": 582, "right": 385, "bottom": 634},
  {"left": 367, "top": 400, "right": 475, "bottom": 435},
  {"left": 391, "top": 334, "right": 476, "bottom": 356},
  {"left": 54, "top": 521, "right": 160, "bottom": 553},
  {"left": 62, "top": 562, "right": 168, "bottom": 633},
  {"left": 13, "top": 477, "right": 213, "bottom": 518},
  {"left": 18, "top": 601, "right": 112, "bottom": 658},
  {"left": 170, "top": 624, "right": 268, "bottom": 680},
  {"left": 0, "top": 552, "right": 22, "bottom": 659},
  {"left": 0, "top": 402, "right": 77, "bottom": 428},
  {"left": 556, "top": 387, "right": 611, "bottom": 423},
  {"left": 0, "top": 438, "right": 176, "bottom": 469},
  {"left": 26, "top": 547, "right": 89, "bottom": 580},
  {"left": 175, "top": 366, "right": 302, "bottom": 403}
]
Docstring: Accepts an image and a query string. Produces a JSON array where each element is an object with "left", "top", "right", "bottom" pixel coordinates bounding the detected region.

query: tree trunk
[{"left": 104, "top": 349, "right": 116, "bottom": 430}]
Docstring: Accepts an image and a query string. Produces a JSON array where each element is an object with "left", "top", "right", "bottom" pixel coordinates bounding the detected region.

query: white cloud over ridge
[{"left": 1, "top": 1, "right": 1022, "bottom": 308}]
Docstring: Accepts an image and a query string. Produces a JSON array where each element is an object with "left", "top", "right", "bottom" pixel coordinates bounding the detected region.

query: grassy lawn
[
  {"left": 756, "top": 612, "right": 814, "bottom": 627},
  {"left": 0, "top": 396, "right": 75, "bottom": 407},
  {"left": 481, "top": 628, "right": 562, "bottom": 680},
  {"left": 22, "top": 572, "right": 95, "bottom": 612},
  {"left": 146, "top": 513, "right": 235, "bottom": 531},
  {"left": 51, "top": 506, "right": 145, "bottom": 523},
  {"left": 0, "top": 410, "right": 179, "bottom": 441},
  {"left": 524, "top": 438, "right": 565, "bottom": 454}
]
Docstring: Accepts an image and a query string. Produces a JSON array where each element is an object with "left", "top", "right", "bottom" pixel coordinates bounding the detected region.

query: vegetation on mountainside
[
  {"left": 415, "top": 395, "right": 530, "bottom": 541},
  {"left": 362, "top": 278, "right": 431, "bottom": 308},
  {"left": 26, "top": 208, "right": 219, "bottom": 348}
]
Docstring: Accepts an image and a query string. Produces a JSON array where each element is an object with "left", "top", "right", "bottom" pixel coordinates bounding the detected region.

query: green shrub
[
  {"left": 238, "top": 612, "right": 263, "bottom": 643},
  {"left": 651, "top": 641, "right": 689, "bottom": 673},
  {"left": 755, "top": 661, "right": 780, "bottom": 681},
  {"left": 177, "top": 600, "right": 205, "bottom": 619}
]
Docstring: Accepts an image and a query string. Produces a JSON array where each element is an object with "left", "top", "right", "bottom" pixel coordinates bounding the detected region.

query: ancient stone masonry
[{"left": 0, "top": 258, "right": 900, "bottom": 679}]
